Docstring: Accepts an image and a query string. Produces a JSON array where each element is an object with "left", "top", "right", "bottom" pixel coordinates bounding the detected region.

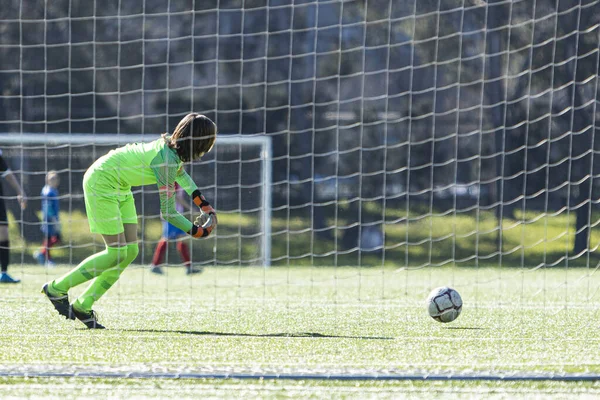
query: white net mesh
[{"left": 0, "top": 0, "right": 599, "bottom": 382}]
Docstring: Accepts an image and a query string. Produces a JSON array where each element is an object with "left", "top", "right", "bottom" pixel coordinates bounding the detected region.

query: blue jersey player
[
  {"left": 34, "top": 171, "right": 61, "bottom": 267},
  {"left": 149, "top": 182, "right": 202, "bottom": 275}
]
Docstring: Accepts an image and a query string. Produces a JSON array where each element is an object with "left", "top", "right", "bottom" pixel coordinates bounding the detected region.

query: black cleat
[
  {"left": 186, "top": 265, "right": 204, "bottom": 275},
  {"left": 150, "top": 265, "right": 164, "bottom": 275},
  {"left": 69, "top": 306, "right": 105, "bottom": 329},
  {"left": 41, "top": 283, "right": 74, "bottom": 320}
]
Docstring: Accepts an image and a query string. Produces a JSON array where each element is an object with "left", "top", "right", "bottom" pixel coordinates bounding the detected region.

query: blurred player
[
  {"left": 41, "top": 113, "right": 218, "bottom": 328},
  {"left": 0, "top": 149, "right": 27, "bottom": 284},
  {"left": 34, "top": 170, "right": 61, "bottom": 267},
  {"left": 149, "top": 182, "right": 203, "bottom": 275}
]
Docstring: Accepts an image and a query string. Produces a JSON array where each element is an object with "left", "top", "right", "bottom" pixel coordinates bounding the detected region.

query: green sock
[
  {"left": 52, "top": 246, "right": 129, "bottom": 294},
  {"left": 74, "top": 243, "right": 139, "bottom": 312}
]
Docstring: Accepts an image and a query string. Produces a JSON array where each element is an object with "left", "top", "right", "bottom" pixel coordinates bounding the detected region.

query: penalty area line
[{"left": 0, "top": 370, "right": 599, "bottom": 381}]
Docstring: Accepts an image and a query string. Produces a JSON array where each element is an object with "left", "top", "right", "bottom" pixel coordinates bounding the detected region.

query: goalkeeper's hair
[{"left": 165, "top": 113, "right": 217, "bottom": 162}]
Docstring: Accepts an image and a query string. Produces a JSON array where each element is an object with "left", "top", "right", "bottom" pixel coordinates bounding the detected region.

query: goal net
[{"left": 0, "top": 0, "right": 599, "bottom": 383}]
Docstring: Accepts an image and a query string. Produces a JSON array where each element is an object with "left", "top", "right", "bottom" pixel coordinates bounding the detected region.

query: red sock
[
  {"left": 40, "top": 239, "right": 49, "bottom": 257},
  {"left": 176, "top": 241, "right": 191, "bottom": 267},
  {"left": 44, "top": 236, "right": 61, "bottom": 260},
  {"left": 152, "top": 239, "right": 168, "bottom": 266},
  {"left": 49, "top": 236, "right": 60, "bottom": 246}
]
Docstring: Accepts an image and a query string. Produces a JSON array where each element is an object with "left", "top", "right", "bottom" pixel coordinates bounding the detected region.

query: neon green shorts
[{"left": 83, "top": 170, "right": 138, "bottom": 235}]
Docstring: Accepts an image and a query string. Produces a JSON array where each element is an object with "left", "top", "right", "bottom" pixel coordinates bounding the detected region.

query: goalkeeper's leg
[
  {"left": 49, "top": 245, "right": 129, "bottom": 294},
  {"left": 47, "top": 184, "right": 132, "bottom": 296},
  {"left": 72, "top": 242, "right": 139, "bottom": 312},
  {"left": 73, "top": 221, "right": 138, "bottom": 313},
  {"left": 42, "top": 244, "right": 128, "bottom": 319}
]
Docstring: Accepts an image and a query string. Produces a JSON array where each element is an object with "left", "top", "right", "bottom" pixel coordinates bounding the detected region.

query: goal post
[{"left": 0, "top": 133, "right": 272, "bottom": 267}]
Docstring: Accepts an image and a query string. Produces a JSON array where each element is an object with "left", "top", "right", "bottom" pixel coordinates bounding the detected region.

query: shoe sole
[{"left": 41, "top": 284, "right": 75, "bottom": 320}]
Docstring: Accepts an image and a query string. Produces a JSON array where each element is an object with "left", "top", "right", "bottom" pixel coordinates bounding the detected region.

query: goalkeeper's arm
[
  {"left": 188, "top": 189, "right": 217, "bottom": 238},
  {"left": 158, "top": 185, "right": 217, "bottom": 238},
  {"left": 174, "top": 169, "right": 218, "bottom": 236}
]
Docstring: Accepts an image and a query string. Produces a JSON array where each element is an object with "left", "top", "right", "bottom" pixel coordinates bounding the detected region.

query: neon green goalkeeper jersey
[{"left": 88, "top": 137, "right": 197, "bottom": 233}]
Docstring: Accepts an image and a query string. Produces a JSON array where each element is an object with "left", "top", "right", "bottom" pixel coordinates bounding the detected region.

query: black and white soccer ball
[{"left": 426, "top": 286, "right": 462, "bottom": 323}]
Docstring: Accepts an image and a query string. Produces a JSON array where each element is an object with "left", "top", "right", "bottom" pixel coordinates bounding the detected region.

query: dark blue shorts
[
  {"left": 162, "top": 221, "right": 186, "bottom": 239},
  {"left": 42, "top": 224, "right": 60, "bottom": 237}
]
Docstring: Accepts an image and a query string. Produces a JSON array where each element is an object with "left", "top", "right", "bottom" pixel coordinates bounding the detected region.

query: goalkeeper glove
[
  {"left": 189, "top": 216, "right": 215, "bottom": 238},
  {"left": 189, "top": 190, "right": 218, "bottom": 238}
]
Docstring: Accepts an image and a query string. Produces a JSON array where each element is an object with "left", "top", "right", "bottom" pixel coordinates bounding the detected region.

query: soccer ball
[{"left": 426, "top": 286, "right": 462, "bottom": 323}]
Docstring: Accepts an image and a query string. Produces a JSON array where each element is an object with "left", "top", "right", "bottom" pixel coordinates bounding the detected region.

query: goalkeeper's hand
[
  {"left": 189, "top": 190, "right": 217, "bottom": 238},
  {"left": 189, "top": 213, "right": 217, "bottom": 238}
]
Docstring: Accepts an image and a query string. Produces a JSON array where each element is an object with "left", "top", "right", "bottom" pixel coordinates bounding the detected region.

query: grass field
[
  {"left": 1, "top": 264, "right": 600, "bottom": 398},
  {"left": 13, "top": 208, "right": 600, "bottom": 269}
]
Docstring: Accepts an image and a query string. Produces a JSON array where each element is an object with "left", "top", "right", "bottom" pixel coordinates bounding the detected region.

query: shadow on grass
[
  {"left": 444, "top": 326, "right": 486, "bottom": 330},
  {"left": 119, "top": 329, "right": 393, "bottom": 340}
]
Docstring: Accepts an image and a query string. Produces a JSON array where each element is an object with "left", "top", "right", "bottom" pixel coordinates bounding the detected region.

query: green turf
[
  {"left": 0, "top": 264, "right": 599, "bottom": 397},
  {"left": 14, "top": 208, "right": 600, "bottom": 268}
]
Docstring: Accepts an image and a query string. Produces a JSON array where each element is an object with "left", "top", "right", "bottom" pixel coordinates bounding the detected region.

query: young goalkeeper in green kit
[{"left": 42, "top": 113, "right": 218, "bottom": 329}]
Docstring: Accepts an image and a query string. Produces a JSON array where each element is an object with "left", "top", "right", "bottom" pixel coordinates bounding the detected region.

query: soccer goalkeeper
[{"left": 42, "top": 113, "right": 218, "bottom": 329}]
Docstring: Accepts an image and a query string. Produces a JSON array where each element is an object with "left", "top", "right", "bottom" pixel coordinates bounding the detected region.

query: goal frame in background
[{"left": 0, "top": 133, "right": 273, "bottom": 267}]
